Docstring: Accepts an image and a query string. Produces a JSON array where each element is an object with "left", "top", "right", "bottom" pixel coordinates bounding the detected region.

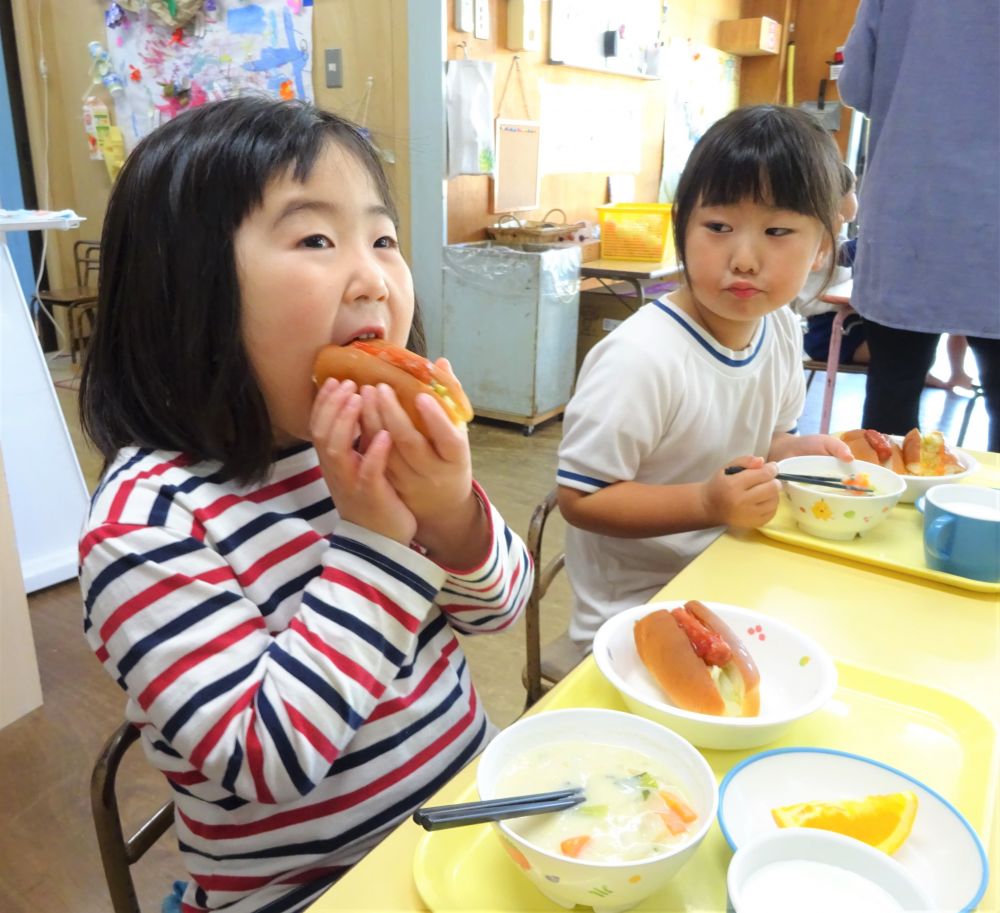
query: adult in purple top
[{"left": 839, "top": 0, "right": 999, "bottom": 450}]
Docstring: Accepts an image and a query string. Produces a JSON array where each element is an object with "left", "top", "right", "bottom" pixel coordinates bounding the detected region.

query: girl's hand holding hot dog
[
  {"left": 313, "top": 342, "right": 489, "bottom": 569},
  {"left": 700, "top": 455, "right": 782, "bottom": 529},
  {"left": 310, "top": 377, "right": 418, "bottom": 546},
  {"left": 358, "top": 377, "right": 490, "bottom": 570}
]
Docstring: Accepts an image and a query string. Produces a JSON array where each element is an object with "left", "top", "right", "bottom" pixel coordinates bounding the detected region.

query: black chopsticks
[
  {"left": 412, "top": 787, "right": 585, "bottom": 831},
  {"left": 725, "top": 465, "right": 874, "bottom": 493}
]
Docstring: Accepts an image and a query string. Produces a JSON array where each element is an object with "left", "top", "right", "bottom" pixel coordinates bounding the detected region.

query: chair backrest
[
  {"left": 74, "top": 240, "right": 101, "bottom": 289},
  {"left": 91, "top": 721, "right": 175, "bottom": 913},
  {"left": 523, "top": 487, "right": 567, "bottom": 707}
]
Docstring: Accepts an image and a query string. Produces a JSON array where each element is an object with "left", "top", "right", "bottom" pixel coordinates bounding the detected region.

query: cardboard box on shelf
[
  {"left": 576, "top": 285, "right": 641, "bottom": 373},
  {"left": 717, "top": 17, "right": 781, "bottom": 56}
]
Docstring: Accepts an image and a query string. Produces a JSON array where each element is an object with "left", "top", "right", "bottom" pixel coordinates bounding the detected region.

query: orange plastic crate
[{"left": 597, "top": 203, "right": 673, "bottom": 261}]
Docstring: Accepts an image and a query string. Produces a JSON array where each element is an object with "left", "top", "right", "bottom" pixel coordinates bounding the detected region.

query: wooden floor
[{"left": 0, "top": 345, "right": 988, "bottom": 913}]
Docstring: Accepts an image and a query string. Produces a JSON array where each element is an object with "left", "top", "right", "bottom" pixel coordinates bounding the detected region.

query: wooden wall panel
[
  {"left": 791, "top": 0, "right": 860, "bottom": 158},
  {"left": 738, "top": 0, "right": 860, "bottom": 158}
]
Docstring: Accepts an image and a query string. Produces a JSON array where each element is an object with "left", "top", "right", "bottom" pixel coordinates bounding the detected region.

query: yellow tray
[
  {"left": 412, "top": 661, "right": 996, "bottom": 912},
  {"left": 759, "top": 462, "right": 1000, "bottom": 594}
]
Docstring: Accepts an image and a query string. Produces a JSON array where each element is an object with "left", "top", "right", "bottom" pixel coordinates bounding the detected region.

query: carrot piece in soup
[
  {"left": 659, "top": 791, "right": 698, "bottom": 823},
  {"left": 560, "top": 835, "right": 592, "bottom": 858}
]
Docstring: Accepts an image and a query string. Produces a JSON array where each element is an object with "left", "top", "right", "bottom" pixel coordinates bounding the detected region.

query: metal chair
[
  {"left": 34, "top": 239, "right": 100, "bottom": 363},
  {"left": 521, "top": 488, "right": 585, "bottom": 708},
  {"left": 91, "top": 721, "right": 175, "bottom": 913}
]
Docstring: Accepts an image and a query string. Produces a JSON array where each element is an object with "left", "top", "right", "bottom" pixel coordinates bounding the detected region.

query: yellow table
[{"left": 310, "top": 452, "right": 1000, "bottom": 912}]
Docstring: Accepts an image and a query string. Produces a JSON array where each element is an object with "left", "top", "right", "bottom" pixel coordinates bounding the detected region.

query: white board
[
  {"left": 492, "top": 118, "right": 541, "bottom": 212},
  {"left": 0, "top": 224, "right": 89, "bottom": 591}
]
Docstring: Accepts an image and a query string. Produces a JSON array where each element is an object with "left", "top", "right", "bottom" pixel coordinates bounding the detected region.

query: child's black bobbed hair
[
  {"left": 672, "top": 104, "right": 842, "bottom": 281},
  {"left": 80, "top": 95, "right": 423, "bottom": 483}
]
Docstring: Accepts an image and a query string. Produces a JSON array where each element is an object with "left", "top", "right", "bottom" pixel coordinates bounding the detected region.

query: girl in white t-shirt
[{"left": 558, "top": 105, "right": 854, "bottom": 646}]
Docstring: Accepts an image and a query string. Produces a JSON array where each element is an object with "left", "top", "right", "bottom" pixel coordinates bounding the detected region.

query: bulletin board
[{"left": 492, "top": 119, "right": 542, "bottom": 212}]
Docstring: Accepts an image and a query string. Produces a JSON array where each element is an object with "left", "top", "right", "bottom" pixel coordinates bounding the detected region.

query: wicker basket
[{"left": 485, "top": 208, "right": 592, "bottom": 244}]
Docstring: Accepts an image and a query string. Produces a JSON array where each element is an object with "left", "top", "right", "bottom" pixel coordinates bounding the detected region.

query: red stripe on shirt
[
  {"left": 236, "top": 531, "right": 322, "bottom": 587},
  {"left": 244, "top": 704, "right": 275, "bottom": 804},
  {"left": 320, "top": 566, "right": 421, "bottom": 632},
  {"left": 137, "top": 617, "right": 267, "bottom": 710},
  {"left": 283, "top": 701, "right": 339, "bottom": 765},
  {"left": 106, "top": 453, "right": 193, "bottom": 525},
  {"left": 99, "top": 565, "right": 236, "bottom": 643},
  {"left": 165, "top": 768, "right": 209, "bottom": 786},
  {"left": 79, "top": 522, "right": 145, "bottom": 563},
  {"left": 288, "top": 617, "right": 382, "bottom": 698},
  {"left": 368, "top": 638, "right": 459, "bottom": 722},
  {"left": 179, "top": 689, "right": 479, "bottom": 840}
]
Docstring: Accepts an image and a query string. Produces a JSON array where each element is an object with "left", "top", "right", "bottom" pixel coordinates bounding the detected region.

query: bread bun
[{"left": 313, "top": 340, "right": 473, "bottom": 436}]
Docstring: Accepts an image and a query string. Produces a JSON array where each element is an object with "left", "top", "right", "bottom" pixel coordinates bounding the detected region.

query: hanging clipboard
[{"left": 492, "top": 118, "right": 541, "bottom": 212}]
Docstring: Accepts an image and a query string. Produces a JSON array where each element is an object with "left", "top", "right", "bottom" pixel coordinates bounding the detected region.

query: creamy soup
[
  {"left": 495, "top": 741, "right": 699, "bottom": 862},
  {"left": 738, "top": 859, "right": 906, "bottom": 913}
]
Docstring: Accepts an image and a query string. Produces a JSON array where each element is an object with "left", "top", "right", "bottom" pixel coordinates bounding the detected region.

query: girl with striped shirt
[{"left": 78, "top": 97, "right": 530, "bottom": 913}]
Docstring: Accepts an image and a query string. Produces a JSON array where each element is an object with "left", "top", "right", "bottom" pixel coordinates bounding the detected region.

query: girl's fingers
[
  {"left": 322, "top": 389, "right": 363, "bottom": 463},
  {"left": 310, "top": 379, "right": 355, "bottom": 441},
  {"left": 413, "top": 393, "right": 466, "bottom": 461},
  {"left": 358, "top": 384, "right": 385, "bottom": 451},
  {"left": 357, "top": 429, "right": 393, "bottom": 489},
  {"left": 375, "top": 385, "right": 432, "bottom": 467}
]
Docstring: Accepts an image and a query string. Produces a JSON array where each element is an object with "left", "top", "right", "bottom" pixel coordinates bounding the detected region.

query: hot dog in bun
[
  {"left": 633, "top": 601, "right": 760, "bottom": 717},
  {"left": 839, "top": 429, "right": 906, "bottom": 473},
  {"left": 313, "top": 339, "right": 473, "bottom": 436}
]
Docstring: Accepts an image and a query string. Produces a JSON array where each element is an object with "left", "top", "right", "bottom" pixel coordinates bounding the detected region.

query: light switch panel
[
  {"left": 474, "top": 0, "right": 490, "bottom": 40},
  {"left": 455, "top": 0, "right": 473, "bottom": 33},
  {"left": 324, "top": 48, "right": 343, "bottom": 88}
]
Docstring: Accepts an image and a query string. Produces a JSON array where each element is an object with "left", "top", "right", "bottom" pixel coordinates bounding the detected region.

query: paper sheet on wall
[
  {"left": 105, "top": 1, "right": 313, "bottom": 151},
  {"left": 446, "top": 59, "right": 496, "bottom": 178},
  {"left": 538, "top": 81, "right": 642, "bottom": 175},
  {"left": 658, "top": 38, "right": 739, "bottom": 202}
]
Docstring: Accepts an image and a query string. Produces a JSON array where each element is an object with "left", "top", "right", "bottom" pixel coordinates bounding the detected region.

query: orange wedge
[{"left": 771, "top": 791, "right": 918, "bottom": 855}]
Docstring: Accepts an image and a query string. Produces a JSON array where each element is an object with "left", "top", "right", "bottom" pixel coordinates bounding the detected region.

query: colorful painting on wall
[{"left": 104, "top": 0, "right": 313, "bottom": 150}]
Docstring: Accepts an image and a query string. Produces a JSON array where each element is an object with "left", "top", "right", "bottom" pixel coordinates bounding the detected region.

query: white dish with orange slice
[{"left": 717, "top": 747, "right": 989, "bottom": 912}]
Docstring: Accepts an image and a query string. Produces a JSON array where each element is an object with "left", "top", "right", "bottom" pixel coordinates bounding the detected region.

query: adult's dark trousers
[{"left": 861, "top": 320, "right": 1000, "bottom": 453}]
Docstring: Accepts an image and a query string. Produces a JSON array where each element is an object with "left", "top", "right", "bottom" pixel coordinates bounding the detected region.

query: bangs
[
  {"left": 672, "top": 105, "right": 842, "bottom": 275},
  {"left": 695, "top": 135, "right": 829, "bottom": 219}
]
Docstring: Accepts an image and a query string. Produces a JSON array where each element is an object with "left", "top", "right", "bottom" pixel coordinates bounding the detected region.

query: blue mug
[{"left": 921, "top": 485, "right": 1000, "bottom": 583}]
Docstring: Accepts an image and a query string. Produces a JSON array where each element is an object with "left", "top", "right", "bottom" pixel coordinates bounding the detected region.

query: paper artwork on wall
[
  {"left": 446, "top": 59, "right": 496, "bottom": 179},
  {"left": 105, "top": 0, "right": 314, "bottom": 151},
  {"left": 658, "top": 38, "right": 739, "bottom": 203},
  {"left": 538, "top": 80, "right": 642, "bottom": 175}
]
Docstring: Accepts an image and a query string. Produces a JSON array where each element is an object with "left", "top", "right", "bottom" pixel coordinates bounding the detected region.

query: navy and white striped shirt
[{"left": 81, "top": 443, "right": 531, "bottom": 913}]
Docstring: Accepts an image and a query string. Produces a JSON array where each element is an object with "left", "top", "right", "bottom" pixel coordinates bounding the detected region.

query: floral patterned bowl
[
  {"left": 778, "top": 455, "right": 905, "bottom": 541},
  {"left": 476, "top": 708, "right": 717, "bottom": 913}
]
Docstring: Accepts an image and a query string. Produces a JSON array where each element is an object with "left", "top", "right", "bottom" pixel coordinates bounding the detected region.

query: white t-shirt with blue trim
[{"left": 557, "top": 298, "right": 805, "bottom": 646}]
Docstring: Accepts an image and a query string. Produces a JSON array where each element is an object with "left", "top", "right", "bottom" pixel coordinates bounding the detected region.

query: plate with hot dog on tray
[
  {"left": 593, "top": 601, "right": 838, "bottom": 751},
  {"left": 838, "top": 427, "right": 979, "bottom": 503}
]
